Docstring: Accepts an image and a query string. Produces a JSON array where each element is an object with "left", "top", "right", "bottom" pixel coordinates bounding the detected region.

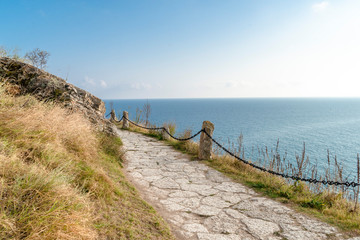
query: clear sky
[{"left": 1, "top": 0, "right": 360, "bottom": 99}]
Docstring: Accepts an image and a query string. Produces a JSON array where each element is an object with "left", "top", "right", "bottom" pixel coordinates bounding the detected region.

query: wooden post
[
  {"left": 198, "top": 121, "right": 214, "bottom": 160},
  {"left": 122, "top": 111, "right": 129, "bottom": 129},
  {"left": 162, "top": 126, "right": 170, "bottom": 140}
]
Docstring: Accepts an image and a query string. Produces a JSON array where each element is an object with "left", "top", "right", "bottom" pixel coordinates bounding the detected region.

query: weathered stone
[
  {"left": 197, "top": 233, "right": 245, "bottom": 240},
  {"left": 138, "top": 168, "right": 162, "bottom": 176},
  {"left": 169, "top": 190, "right": 199, "bottom": 198},
  {"left": 152, "top": 177, "right": 180, "bottom": 189},
  {"left": 202, "top": 196, "right": 232, "bottom": 208},
  {"left": 203, "top": 212, "right": 243, "bottom": 234},
  {"left": 214, "top": 182, "right": 247, "bottom": 193},
  {"left": 122, "top": 111, "right": 129, "bottom": 129},
  {"left": 160, "top": 200, "right": 188, "bottom": 211},
  {"left": 295, "top": 215, "right": 337, "bottom": 234},
  {"left": 172, "top": 197, "right": 200, "bottom": 209},
  {"left": 182, "top": 223, "right": 208, "bottom": 233},
  {"left": 198, "top": 120, "right": 214, "bottom": 160},
  {"left": 241, "top": 217, "right": 280, "bottom": 239},
  {"left": 220, "top": 192, "right": 251, "bottom": 204},
  {"left": 193, "top": 205, "right": 222, "bottom": 216},
  {"left": 180, "top": 183, "right": 212, "bottom": 192},
  {"left": 205, "top": 169, "right": 229, "bottom": 183},
  {"left": 110, "top": 109, "right": 117, "bottom": 122},
  {"left": 162, "top": 126, "right": 170, "bottom": 140},
  {"left": 0, "top": 57, "right": 113, "bottom": 134},
  {"left": 280, "top": 231, "right": 327, "bottom": 240}
]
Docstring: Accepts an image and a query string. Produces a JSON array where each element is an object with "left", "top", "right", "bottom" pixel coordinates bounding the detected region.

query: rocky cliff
[{"left": 0, "top": 57, "right": 114, "bottom": 134}]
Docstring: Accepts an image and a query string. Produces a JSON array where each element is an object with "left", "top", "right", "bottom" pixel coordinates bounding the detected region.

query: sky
[{"left": 1, "top": 0, "right": 360, "bottom": 99}]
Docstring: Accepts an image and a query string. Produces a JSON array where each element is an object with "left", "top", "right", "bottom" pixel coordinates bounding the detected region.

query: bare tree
[
  {"left": 143, "top": 100, "right": 151, "bottom": 126},
  {"left": 25, "top": 48, "right": 50, "bottom": 69},
  {"left": 0, "top": 46, "right": 22, "bottom": 60}
]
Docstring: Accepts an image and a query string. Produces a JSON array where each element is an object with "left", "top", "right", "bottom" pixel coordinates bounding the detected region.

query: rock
[
  {"left": 199, "top": 120, "right": 214, "bottom": 160},
  {"left": 197, "top": 233, "right": 246, "bottom": 240},
  {"left": 0, "top": 57, "right": 115, "bottom": 135},
  {"left": 122, "top": 111, "right": 129, "bottom": 129},
  {"left": 192, "top": 205, "right": 222, "bottom": 216},
  {"left": 203, "top": 211, "right": 243, "bottom": 234},
  {"left": 280, "top": 231, "right": 327, "bottom": 240},
  {"left": 162, "top": 126, "right": 170, "bottom": 140},
  {"left": 182, "top": 223, "right": 209, "bottom": 233},
  {"left": 152, "top": 177, "right": 180, "bottom": 189}
]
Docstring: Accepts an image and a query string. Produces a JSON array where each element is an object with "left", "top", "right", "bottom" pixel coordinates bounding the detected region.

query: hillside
[
  {"left": 0, "top": 58, "right": 174, "bottom": 239},
  {"left": 0, "top": 57, "right": 112, "bottom": 134}
]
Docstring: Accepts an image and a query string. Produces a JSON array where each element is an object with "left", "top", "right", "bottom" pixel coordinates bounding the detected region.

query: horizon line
[{"left": 102, "top": 96, "right": 360, "bottom": 100}]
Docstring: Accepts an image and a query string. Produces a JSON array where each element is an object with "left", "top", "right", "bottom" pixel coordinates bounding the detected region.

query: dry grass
[{"left": 0, "top": 84, "right": 174, "bottom": 239}]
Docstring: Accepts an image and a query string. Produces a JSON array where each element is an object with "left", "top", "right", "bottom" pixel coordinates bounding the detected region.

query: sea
[{"left": 103, "top": 98, "right": 360, "bottom": 179}]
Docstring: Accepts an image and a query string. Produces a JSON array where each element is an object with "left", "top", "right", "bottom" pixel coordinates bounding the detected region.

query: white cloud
[
  {"left": 225, "top": 81, "right": 238, "bottom": 88},
  {"left": 84, "top": 76, "right": 96, "bottom": 86},
  {"left": 130, "top": 82, "right": 152, "bottom": 90},
  {"left": 312, "top": 1, "right": 329, "bottom": 12},
  {"left": 100, "top": 80, "right": 107, "bottom": 88}
]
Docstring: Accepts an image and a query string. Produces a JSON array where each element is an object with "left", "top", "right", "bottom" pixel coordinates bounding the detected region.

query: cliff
[{"left": 0, "top": 57, "right": 113, "bottom": 134}]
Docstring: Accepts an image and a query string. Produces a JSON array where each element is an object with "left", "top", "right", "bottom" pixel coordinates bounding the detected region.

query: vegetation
[
  {"left": 0, "top": 46, "right": 23, "bottom": 61},
  {"left": 24, "top": 48, "right": 50, "bottom": 70},
  {"left": 120, "top": 119, "right": 360, "bottom": 235},
  {"left": 1, "top": 46, "right": 50, "bottom": 69},
  {"left": 0, "top": 84, "right": 174, "bottom": 239},
  {"left": 143, "top": 100, "right": 151, "bottom": 127}
]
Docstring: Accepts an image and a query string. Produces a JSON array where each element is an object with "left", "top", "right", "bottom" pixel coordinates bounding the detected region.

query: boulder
[{"left": 0, "top": 57, "right": 115, "bottom": 134}]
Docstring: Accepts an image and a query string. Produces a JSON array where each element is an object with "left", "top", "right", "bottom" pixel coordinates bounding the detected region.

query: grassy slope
[
  {"left": 0, "top": 85, "right": 174, "bottom": 240},
  {"left": 127, "top": 125, "right": 360, "bottom": 237}
]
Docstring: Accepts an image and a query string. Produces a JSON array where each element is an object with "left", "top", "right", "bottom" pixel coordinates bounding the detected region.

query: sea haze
[{"left": 104, "top": 98, "right": 360, "bottom": 178}]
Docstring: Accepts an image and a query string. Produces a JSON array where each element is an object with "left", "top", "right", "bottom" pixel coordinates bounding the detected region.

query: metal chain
[
  {"left": 162, "top": 127, "right": 204, "bottom": 141},
  {"left": 123, "top": 116, "right": 203, "bottom": 141},
  {"left": 124, "top": 116, "right": 164, "bottom": 130},
  {"left": 115, "top": 116, "right": 123, "bottom": 123},
  {"left": 106, "top": 113, "right": 359, "bottom": 187},
  {"left": 202, "top": 130, "right": 360, "bottom": 187}
]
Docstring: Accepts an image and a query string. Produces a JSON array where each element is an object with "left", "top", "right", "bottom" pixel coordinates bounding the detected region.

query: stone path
[{"left": 117, "top": 129, "right": 358, "bottom": 240}]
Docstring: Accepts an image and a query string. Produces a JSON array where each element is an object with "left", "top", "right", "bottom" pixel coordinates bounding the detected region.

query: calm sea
[{"left": 103, "top": 98, "right": 360, "bottom": 177}]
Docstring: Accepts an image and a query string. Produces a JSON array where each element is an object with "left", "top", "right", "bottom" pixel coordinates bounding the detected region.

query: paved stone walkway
[{"left": 117, "top": 129, "right": 358, "bottom": 240}]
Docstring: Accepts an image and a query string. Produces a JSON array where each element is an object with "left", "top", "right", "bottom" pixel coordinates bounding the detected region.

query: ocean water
[{"left": 103, "top": 98, "right": 360, "bottom": 178}]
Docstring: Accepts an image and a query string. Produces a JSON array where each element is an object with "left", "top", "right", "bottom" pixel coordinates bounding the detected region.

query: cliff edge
[{"left": 0, "top": 57, "right": 113, "bottom": 134}]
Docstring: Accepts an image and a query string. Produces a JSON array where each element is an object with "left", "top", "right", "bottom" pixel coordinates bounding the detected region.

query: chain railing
[
  {"left": 122, "top": 116, "right": 203, "bottom": 141},
  {"left": 107, "top": 111, "right": 360, "bottom": 188},
  {"left": 202, "top": 130, "right": 360, "bottom": 187}
]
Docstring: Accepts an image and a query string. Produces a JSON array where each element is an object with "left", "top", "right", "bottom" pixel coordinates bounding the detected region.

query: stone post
[
  {"left": 198, "top": 121, "right": 214, "bottom": 160},
  {"left": 122, "top": 111, "right": 129, "bottom": 129},
  {"left": 110, "top": 109, "right": 117, "bottom": 122},
  {"left": 162, "top": 126, "right": 170, "bottom": 141}
]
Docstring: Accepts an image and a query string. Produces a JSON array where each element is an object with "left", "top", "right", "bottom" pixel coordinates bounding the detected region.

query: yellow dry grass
[{"left": 0, "top": 84, "right": 174, "bottom": 239}]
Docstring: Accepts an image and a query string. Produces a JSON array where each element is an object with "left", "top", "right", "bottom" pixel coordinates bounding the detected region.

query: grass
[
  {"left": 121, "top": 120, "right": 360, "bottom": 236},
  {"left": 0, "top": 83, "right": 174, "bottom": 239}
]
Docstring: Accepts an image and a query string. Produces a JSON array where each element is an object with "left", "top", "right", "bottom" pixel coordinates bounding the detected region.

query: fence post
[
  {"left": 198, "top": 121, "right": 214, "bottom": 160},
  {"left": 162, "top": 127, "right": 170, "bottom": 140},
  {"left": 122, "top": 111, "right": 129, "bottom": 129},
  {"left": 110, "top": 109, "right": 117, "bottom": 122}
]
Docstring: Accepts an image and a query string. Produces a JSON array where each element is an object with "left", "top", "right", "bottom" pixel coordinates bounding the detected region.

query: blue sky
[{"left": 1, "top": 0, "right": 360, "bottom": 99}]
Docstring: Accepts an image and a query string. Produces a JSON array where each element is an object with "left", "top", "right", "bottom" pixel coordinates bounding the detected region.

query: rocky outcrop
[{"left": 0, "top": 57, "right": 114, "bottom": 134}]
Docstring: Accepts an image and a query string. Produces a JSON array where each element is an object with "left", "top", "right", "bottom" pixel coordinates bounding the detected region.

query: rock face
[{"left": 0, "top": 57, "right": 113, "bottom": 134}]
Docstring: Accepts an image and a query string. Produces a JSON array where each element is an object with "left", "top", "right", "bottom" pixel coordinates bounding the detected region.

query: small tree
[
  {"left": 143, "top": 100, "right": 151, "bottom": 126},
  {"left": 0, "top": 46, "right": 21, "bottom": 60},
  {"left": 25, "top": 48, "right": 50, "bottom": 69}
]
